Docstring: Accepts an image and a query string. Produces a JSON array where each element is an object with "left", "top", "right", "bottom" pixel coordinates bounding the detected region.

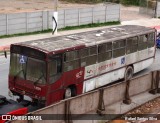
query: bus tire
[
  {"left": 125, "top": 66, "right": 134, "bottom": 81},
  {"left": 64, "top": 86, "right": 76, "bottom": 99}
]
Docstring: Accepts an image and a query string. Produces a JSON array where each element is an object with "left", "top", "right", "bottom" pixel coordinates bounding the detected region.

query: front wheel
[
  {"left": 64, "top": 87, "right": 76, "bottom": 99},
  {"left": 125, "top": 66, "right": 134, "bottom": 81}
]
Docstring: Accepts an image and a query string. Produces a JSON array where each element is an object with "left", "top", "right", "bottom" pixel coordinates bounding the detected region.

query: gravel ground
[
  {"left": 126, "top": 97, "right": 160, "bottom": 115},
  {"left": 0, "top": 0, "right": 152, "bottom": 21},
  {"left": 0, "top": 0, "right": 96, "bottom": 13},
  {"left": 110, "top": 97, "right": 160, "bottom": 123}
]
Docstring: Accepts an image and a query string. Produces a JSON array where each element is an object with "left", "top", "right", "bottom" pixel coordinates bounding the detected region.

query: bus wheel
[
  {"left": 65, "top": 87, "right": 76, "bottom": 99},
  {"left": 125, "top": 66, "right": 133, "bottom": 81}
]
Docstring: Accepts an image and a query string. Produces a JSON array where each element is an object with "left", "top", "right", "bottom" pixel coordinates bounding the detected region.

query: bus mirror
[{"left": 4, "top": 50, "right": 7, "bottom": 58}]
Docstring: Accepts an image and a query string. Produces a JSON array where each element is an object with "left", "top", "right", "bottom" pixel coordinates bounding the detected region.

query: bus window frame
[
  {"left": 98, "top": 42, "right": 112, "bottom": 63},
  {"left": 63, "top": 50, "right": 80, "bottom": 72},
  {"left": 126, "top": 36, "right": 138, "bottom": 54},
  {"left": 138, "top": 34, "right": 149, "bottom": 51},
  {"left": 80, "top": 46, "right": 97, "bottom": 67},
  {"left": 112, "top": 39, "right": 126, "bottom": 58},
  {"left": 48, "top": 54, "right": 63, "bottom": 84},
  {"left": 9, "top": 53, "right": 48, "bottom": 85},
  {"left": 148, "top": 32, "right": 155, "bottom": 48}
]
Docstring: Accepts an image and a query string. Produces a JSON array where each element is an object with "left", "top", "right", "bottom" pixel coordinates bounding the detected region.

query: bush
[
  {"left": 61, "top": 0, "right": 140, "bottom": 5},
  {"left": 120, "top": 0, "right": 139, "bottom": 6}
]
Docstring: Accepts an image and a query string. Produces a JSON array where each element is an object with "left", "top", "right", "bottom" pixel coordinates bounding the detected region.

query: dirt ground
[
  {"left": 0, "top": 0, "right": 151, "bottom": 21},
  {"left": 110, "top": 97, "right": 160, "bottom": 123},
  {"left": 0, "top": 0, "right": 97, "bottom": 13}
]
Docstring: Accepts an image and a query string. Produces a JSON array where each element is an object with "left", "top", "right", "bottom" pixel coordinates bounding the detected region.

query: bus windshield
[{"left": 10, "top": 53, "right": 46, "bottom": 84}]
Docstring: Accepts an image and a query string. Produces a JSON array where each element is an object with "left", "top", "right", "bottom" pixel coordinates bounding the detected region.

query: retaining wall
[
  {"left": 11, "top": 70, "right": 160, "bottom": 123},
  {"left": 0, "top": 4, "right": 120, "bottom": 36}
]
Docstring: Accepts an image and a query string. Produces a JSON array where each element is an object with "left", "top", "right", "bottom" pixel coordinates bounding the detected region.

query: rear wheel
[
  {"left": 125, "top": 66, "right": 134, "bottom": 81},
  {"left": 64, "top": 87, "right": 76, "bottom": 99}
]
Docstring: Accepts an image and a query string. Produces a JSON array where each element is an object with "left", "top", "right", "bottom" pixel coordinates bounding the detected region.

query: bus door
[{"left": 47, "top": 54, "right": 63, "bottom": 104}]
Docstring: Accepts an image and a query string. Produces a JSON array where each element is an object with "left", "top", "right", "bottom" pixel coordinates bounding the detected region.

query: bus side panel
[
  {"left": 83, "top": 56, "right": 126, "bottom": 93},
  {"left": 63, "top": 67, "right": 85, "bottom": 92},
  {"left": 84, "top": 56, "right": 126, "bottom": 80},
  {"left": 133, "top": 58, "right": 154, "bottom": 73},
  {"left": 148, "top": 47, "right": 155, "bottom": 58},
  {"left": 75, "top": 81, "right": 84, "bottom": 95},
  {"left": 83, "top": 68, "right": 125, "bottom": 93},
  {"left": 47, "top": 76, "right": 65, "bottom": 105},
  {"left": 138, "top": 49, "right": 148, "bottom": 61},
  {"left": 47, "top": 67, "right": 85, "bottom": 105},
  {"left": 126, "top": 52, "right": 139, "bottom": 65}
]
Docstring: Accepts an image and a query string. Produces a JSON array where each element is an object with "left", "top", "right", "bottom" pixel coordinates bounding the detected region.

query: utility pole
[
  {"left": 54, "top": 0, "right": 58, "bottom": 11},
  {"left": 52, "top": 0, "right": 58, "bottom": 35},
  {"left": 155, "top": 0, "right": 158, "bottom": 18}
]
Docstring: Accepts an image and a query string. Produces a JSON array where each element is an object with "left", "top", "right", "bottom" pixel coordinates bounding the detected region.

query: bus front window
[
  {"left": 26, "top": 58, "right": 46, "bottom": 84},
  {"left": 10, "top": 53, "right": 46, "bottom": 84},
  {"left": 10, "top": 53, "right": 26, "bottom": 79}
]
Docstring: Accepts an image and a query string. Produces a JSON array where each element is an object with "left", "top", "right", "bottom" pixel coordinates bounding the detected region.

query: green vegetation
[
  {"left": 0, "top": 29, "right": 52, "bottom": 39},
  {"left": 59, "top": 21, "right": 120, "bottom": 31},
  {"left": 61, "top": 0, "right": 139, "bottom": 5},
  {"left": 61, "top": 0, "right": 106, "bottom": 4},
  {"left": 120, "top": 0, "right": 139, "bottom": 6},
  {"left": 0, "top": 21, "right": 120, "bottom": 39}
]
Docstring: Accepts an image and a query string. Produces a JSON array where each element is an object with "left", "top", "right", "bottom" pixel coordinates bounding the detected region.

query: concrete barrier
[
  {"left": 0, "top": 4, "right": 120, "bottom": 36},
  {"left": 11, "top": 70, "right": 160, "bottom": 123}
]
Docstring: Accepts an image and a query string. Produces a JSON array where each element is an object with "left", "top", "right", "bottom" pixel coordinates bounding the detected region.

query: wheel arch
[{"left": 63, "top": 84, "right": 77, "bottom": 99}]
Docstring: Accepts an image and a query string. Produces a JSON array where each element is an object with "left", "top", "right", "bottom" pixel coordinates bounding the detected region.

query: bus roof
[{"left": 13, "top": 25, "right": 155, "bottom": 54}]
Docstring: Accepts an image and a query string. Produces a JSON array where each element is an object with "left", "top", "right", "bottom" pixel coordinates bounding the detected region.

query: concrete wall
[
  {"left": 156, "top": 2, "right": 160, "bottom": 17},
  {"left": 11, "top": 70, "right": 160, "bottom": 123},
  {"left": 0, "top": 4, "right": 120, "bottom": 36}
]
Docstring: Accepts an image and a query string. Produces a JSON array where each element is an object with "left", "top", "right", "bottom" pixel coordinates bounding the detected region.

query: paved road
[
  {"left": 0, "top": 55, "right": 9, "bottom": 98},
  {"left": 0, "top": 49, "right": 160, "bottom": 99}
]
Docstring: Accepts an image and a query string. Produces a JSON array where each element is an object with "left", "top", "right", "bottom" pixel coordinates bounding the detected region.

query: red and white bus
[{"left": 8, "top": 25, "right": 156, "bottom": 106}]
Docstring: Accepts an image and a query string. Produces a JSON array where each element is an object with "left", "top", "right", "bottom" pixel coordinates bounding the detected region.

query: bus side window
[
  {"left": 64, "top": 50, "right": 78, "bottom": 62},
  {"left": 113, "top": 40, "right": 125, "bottom": 58},
  {"left": 98, "top": 44, "right": 106, "bottom": 53},
  {"left": 126, "top": 37, "right": 138, "bottom": 54},
  {"left": 64, "top": 60, "right": 79, "bottom": 72},
  {"left": 63, "top": 50, "right": 80, "bottom": 72},
  {"left": 88, "top": 46, "right": 97, "bottom": 65},
  {"left": 90, "top": 46, "right": 97, "bottom": 55},
  {"left": 138, "top": 34, "right": 148, "bottom": 50},
  {"left": 49, "top": 56, "right": 62, "bottom": 83},
  {"left": 148, "top": 33, "right": 155, "bottom": 48},
  {"left": 80, "top": 47, "right": 97, "bottom": 67},
  {"left": 98, "top": 43, "right": 112, "bottom": 63},
  {"left": 49, "top": 60, "right": 57, "bottom": 76},
  {"left": 80, "top": 48, "right": 89, "bottom": 58}
]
